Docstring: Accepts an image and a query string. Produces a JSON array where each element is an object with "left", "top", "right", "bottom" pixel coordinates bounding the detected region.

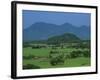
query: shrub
[
  {"left": 70, "top": 51, "right": 79, "bottom": 58},
  {"left": 70, "top": 50, "right": 83, "bottom": 58},
  {"left": 49, "top": 51, "right": 65, "bottom": 66},
  {"left": 23, "top": 64, "right": 40, "bottom": 69},
  {"left": 69, "top": 50, "right": 90, "bottom": 58},
  {"left": 23, "top": 55, "right": 35, "bottom": 59},
  {"left": 65, "top": 54, "right": 71, "bottom": 59},
  {"left": 82, "top": 50, "right": 90, "bottom": 57}
]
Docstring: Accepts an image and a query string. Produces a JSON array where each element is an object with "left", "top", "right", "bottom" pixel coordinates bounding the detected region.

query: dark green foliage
[
  {"left": 50, "top": 57, "right": 64, "bottom": 66},
  {"left": 70, "top": 50, "right": 81, "bottom": 58},
  {"left": 23, "top": 64, "right": 40, "bottom": 69},
  {"left": 70, "top": 50, "right": 90, "bottom": 58},
  {"left": 23, "top": 33, "right": 90, "bottom": 69},
  {"left": 23, "top": 55, "right": 35, "bottom": 59},
  {"left": 49, "top": 51, "right": 65, "bottom": 66},
  {"left": 47, "top": 33, "right": 81, "bottom": 45},
  {"left": 65, "top": 54, "right": 71, "bottom": 59},
  {"left": 82, "top": 50, "right": 90, "bottom": 57},
  {"left": 49, "top": 50, "right": 58, "bottom": 54}
]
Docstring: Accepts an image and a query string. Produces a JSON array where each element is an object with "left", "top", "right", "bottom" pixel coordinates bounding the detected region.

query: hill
[
  {"left": 23, "top": 22, "right": 90, "bottom": 41},
  {"left": 27, "top": 33, "right": 81, "bottom": 45},
  {"left": 47, "top": 33, "right": 81, "bottom": 44}
]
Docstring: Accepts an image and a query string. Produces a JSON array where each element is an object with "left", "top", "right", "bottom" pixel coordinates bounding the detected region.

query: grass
[
  {"left": 23, "top": 47, "right": 91, "bottom": 69},
  {"left": 23, "top": 57, "right": 90, "bottom": 69},
  {"left": 23, "top": 47, "right": 84, "bottom": 57},
  {"left": 23, "top": 47, "right": 51, "bottom": 57}
]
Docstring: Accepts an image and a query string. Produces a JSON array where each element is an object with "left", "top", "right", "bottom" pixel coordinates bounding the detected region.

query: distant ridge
[{"left": 23, "top": 22, "right": 90, "bottom": 41}]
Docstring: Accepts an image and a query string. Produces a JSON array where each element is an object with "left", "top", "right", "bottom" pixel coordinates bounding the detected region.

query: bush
[
  {"left": 65, "top": 54, "right": 71, "bottom": 59},
  {"left": 69, "top": 50, "right": 90, "bottom": 58},
  {"left": 82, "top": 50, "right": 90, "bottom": 57},
  {"left": 23, "top": 64, "right": 40, "bottom": 69},
  {"left": 50, "top": 57, "right": 64, "bottom": 66},
  {"left": 49, "top": 51, "right": 65, "bottom": 66},
  {"left": 70, "top": 51, "right": 81, "bottom": 58},
  {"left": 23, "top": 55, "right": 35, "bottom": 59}
]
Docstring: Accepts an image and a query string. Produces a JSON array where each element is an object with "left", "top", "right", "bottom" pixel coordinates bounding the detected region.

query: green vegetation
[
  {"left": 23, "top": 33, "right": 91, "bottom": 69},
  {"left": 47, "top": 33, "right": 81, "bottom": 44}
]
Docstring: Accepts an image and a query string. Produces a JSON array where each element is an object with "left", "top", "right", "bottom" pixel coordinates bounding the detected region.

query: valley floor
[{"left": 23, "top": 47, "right": 90, "bottom": 69}]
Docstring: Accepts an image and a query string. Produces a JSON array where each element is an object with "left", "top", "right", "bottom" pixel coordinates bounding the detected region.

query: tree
[
  {"left": 83, "top": 50, "right": 90, "bottom": 57},
  {"left": 49, "top": 51, "right": 65, "bottom": 65}
]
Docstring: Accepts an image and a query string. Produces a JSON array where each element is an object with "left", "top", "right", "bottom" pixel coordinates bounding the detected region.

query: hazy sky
[{"left": 23, "top": 10, "right": 91, "bottom": 29}]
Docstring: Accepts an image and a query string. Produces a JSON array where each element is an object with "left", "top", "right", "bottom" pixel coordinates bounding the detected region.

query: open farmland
[{"left": 23, "top": 42, "right": 91, "bottom": 69}]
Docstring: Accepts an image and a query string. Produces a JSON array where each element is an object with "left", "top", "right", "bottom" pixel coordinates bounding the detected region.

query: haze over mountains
[{"left": 23, "top": 22, "right": 90, "bottom": 42}]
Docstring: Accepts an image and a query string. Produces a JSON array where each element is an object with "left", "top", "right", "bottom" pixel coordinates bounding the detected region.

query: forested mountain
[
  {"left": 47, "top": 33, "right": 80, "bottom": 44},
  {"left": 23, "top": 22, "right": 90, "bottom": 41}
]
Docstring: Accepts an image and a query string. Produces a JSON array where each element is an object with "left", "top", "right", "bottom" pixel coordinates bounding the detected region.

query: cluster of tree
[
  {"left": 48, "top": 49, "right": 90, "bottom": 66},
  {"left": 49, "top": 51, "right": 65, "bottom": 66},
  {"left": 50, "top": 57, "right": 64, "bottom": 66},
  {"left": 66, "top": 50, "right": 90, "bottom": 59}
]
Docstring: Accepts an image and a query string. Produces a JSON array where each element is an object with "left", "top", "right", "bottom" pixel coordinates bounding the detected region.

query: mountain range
[{"left": 23, "top": 22, "right": 90, "bottom": 42}]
